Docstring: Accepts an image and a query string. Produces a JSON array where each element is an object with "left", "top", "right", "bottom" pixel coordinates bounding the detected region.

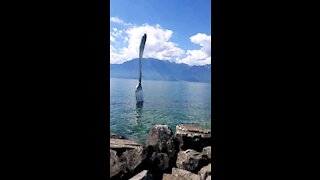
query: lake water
[{"left": 110, "top": 78, "right": 211, "bottom": 143}]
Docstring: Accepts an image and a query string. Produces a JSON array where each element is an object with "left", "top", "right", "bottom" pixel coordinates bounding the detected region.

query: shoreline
[
  {"left": 110, "top": 124, "right": 212, "bottom": 180},
  {"left": 111, "top": 123, "right": 212, "bottom": 145},
  {"left": 110, "top": 77, "right": 212, "bottom": 84}
]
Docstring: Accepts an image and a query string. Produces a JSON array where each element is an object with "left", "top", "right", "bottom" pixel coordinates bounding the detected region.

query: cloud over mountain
[{"left": 178, "top": 33, "right": 211, "bottom": 65}]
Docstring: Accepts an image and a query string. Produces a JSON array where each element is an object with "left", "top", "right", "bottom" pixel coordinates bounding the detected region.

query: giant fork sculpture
[{"left": 135, "top": 34, "right": 147, "bottom": 104}]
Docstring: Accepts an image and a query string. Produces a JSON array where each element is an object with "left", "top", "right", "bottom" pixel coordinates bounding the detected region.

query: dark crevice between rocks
[
  {"left": 187, "top": 130, "right": 210, "bottom": 134},
  {"left": 142, "top": 146, "right": 162, "bottom": 180},
  {"left": 123, "top": 144, "right": 141, "bottom": 146},
  {"left": 171, "top": 138, "right": 180, "bottom": 167},
  {"left": 193, "top": 158, "right": 210, "bottom": 174},
  {"left": 180, "top": 136, "right": 212, "bottom": 152},
  {"left": 110, "top": 173, "right": 122, "bottom": 180},
  {"left": 148, "top": 162, "right": 164, "bottom": 180}
]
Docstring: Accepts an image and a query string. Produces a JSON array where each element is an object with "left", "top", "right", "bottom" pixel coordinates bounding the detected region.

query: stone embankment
[{"left": 110, "top": 124, "right": 212, "bottom": 180}]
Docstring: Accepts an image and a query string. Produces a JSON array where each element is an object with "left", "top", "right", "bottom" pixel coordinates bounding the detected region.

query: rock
[
  {"left": 198, "top": 163, "right": 211, "bottom": 180},
  {"left": 149, "top": 152, "right": 170, "bottom": 171},
  {"left": 120, "top": 146, "right": 148, "bottom": 173},
  {"left": 175, "top": 124, "right": 211, "bottom": 152},
  {"left": 170, "top": 168, "right": 201, "bottom": 180},
  {"left": 145, "top": 125, "right": 176, "bottom": 171},
  {"left": 146, "top": 125, "right": 176, "bottom": 157},
  {"left": 162, "top": 173, "right": 184, "bottom": 180},
  {"left": 110, "top": 138, "right": 142, "bottom": 150},
  {"left": 110, "top": 138, "right": 143, "bottom": 156},
  {"left": 110, "top": 149, "right": 125, "bottom": 178},
  {"left": 176, "top": 149, "right": 208, "bottom": 173},
  {"left": 202, "top": 146, "right": 211, "bottom": 160},
  {"left": 163, "top": 172, "right": 199, "bottom": 180},
  {"left": 128, "top": 170, "right": 152, "bottom": 180},
  {"left": 110, "top": 138, "right": 149, "bottom": 179}
]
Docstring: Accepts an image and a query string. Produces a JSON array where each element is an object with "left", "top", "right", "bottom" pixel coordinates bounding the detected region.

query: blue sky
[{"left": 110, "top": 0, "right": 211, "bottom": 66}]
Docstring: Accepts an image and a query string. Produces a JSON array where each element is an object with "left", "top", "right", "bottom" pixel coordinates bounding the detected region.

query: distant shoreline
[{"left": 110, "top": 77, "right": 211, "bottom": 84}]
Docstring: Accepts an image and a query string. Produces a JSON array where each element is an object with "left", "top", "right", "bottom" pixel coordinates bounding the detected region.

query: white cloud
[
  {"left": 110, "top": 24, "right": 184, "bottom": 64},
  {"left": 178, "top": 33, "right": 211, "bottom": 66},
  {"left": 111, "top": 28, "right": 124, "bottom": 38},
  {"left": 110, "top": 35, "right": 115, "bottom": 43},
  {"left": 110, "top": 17, "right": 131, "bottom": 26},
  {"left": 110, "top": 20, "right": 211, "bottom": 66},
  {"left": 110, "top": 17, "right": 123, "bottom": 24},
  {"left": 110, "top": 28, "right": 124, "bottom": 45},
  {"left": 110, "top": 45, "right": 126, "bottom": 64}
]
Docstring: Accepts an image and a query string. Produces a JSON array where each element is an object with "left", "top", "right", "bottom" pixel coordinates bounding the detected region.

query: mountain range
[{"left": 110, "top": 58, "right": 211, "bottom": 83}]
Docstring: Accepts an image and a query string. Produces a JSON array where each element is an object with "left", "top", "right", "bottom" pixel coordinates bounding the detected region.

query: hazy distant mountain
[{"left": 110, "top": 58, "right": 211, "bottom": 83}]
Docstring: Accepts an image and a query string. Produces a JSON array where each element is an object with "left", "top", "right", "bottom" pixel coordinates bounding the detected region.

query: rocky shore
[{"left": 110, "top": 124, "right": 212, "bottom": 180}]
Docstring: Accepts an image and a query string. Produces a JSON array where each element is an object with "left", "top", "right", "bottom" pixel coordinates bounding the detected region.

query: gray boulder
[
  {"left": 176, "top": 149, "right": 208, "bottom": 173},
  {"left": 146, "top": 125, "right": 176, "bottom": 157},
  {"left": 110, "top": 138, "right": 143, "bottom": 156},
  {"left": 120, "top": 146, "right": 148, "bottom": 173},
  {"left": 110, "top": 138, "right": 149, "bottom": 179},
  {"left": 145, "top": 125, "right": 176, "bottom": 171},
  {"left": 175, "top": 124, "right": 211, "bottom": 152},
  {"left": 202, "top": 146, "right": 211, "bottom": 160},
  {"left": 172, "top": 168, "right": 201, "bottom": 180},
  {"left": 110, "top": 138, "right": 142, "bottom": 150},
  {"left": 110, "top": 149, "right": 125, "bottom": 178}
]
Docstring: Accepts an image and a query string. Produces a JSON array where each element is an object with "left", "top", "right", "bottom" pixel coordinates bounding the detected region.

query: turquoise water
[{"left": 110, "top": 78, "right": 211, "bottom": 143}]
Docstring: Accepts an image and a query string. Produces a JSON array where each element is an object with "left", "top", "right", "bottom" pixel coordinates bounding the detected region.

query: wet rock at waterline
[{"left": 175, "top": 124, "right": 211, "bottom": 152}]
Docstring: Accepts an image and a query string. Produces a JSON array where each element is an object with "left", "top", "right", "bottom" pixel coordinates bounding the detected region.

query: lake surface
[{"left": 110, "top": 78, "right": 211, "bottom": 143}]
